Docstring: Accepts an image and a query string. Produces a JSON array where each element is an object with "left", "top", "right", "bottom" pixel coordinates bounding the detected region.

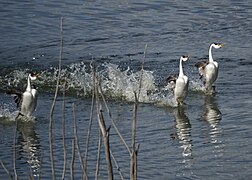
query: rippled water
[{"left": 0, "top": 0, "right": 252, "bottom": 179}]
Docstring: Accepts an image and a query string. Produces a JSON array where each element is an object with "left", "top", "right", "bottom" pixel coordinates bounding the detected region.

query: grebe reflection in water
[
  {"left": 17, "top": 121, "right": 41, "bottom": 177},
  {"left": 200, "top": 96, "right": 223, "bottom": 145},
  {"left": 170, "top": 106, "right": 192, "bottom": 157},
  {"left": 201, "top": 95, "right": 222, "bottom": 127}
]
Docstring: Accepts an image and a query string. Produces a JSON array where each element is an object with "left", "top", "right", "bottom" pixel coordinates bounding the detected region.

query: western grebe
[
  {"left": 30, "top": 84, "right": 38, "bottom": 114},
  {"left": 7, "top": 72, "right": 38, "bottom": 119},
  {"left": 195, "top": 43, "right": 224, "bottom": 93},
  {"left": 167, "top": 56, "right": 189, "bottom": 106}
]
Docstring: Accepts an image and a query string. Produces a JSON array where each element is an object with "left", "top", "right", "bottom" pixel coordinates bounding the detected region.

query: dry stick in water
[
  {"left": 72, "top": 103, "right": 86, "bottom": 179},
  {"left": 137, "top": 44, "right": 148, "bottom": 101},
  {"left": 130, "top": 92, "right": 138, "bottom": 180},
  {"left": 98, "top": 109, "right": 113, "bottom": 180},
  {"left": 110, "top": 149, "right": 125, "bottom": 180},
  {"left": 0, "top": 160, "right": 14, "bottom": 180},
  {"left": 99, "top": 86, "right": 125, "bottom": 179},
  {"left": 28, "top": 156, "right": 35, "bottom": 180},
  {"left": 130, "top": 44, "right": 147, "bottom": 180},
  {"left": 99, "top": 84, "right": 131, "bottom": 155},
  {"left": 95, "top": 130, "right": 102, "bottom": 180},
  {"left": 13, "top": 122, "right": 17, "bottom": 180},
  {"left": 49, "top": 17, "right": 63, "bottom": 180},
  {"left": 61, "top": 79, "right": 67, "bottom": 180},
  {"left": 95, "top": 76, "right": 113, "bottom": 180},
  {"left": 70, "top": 139, "right": 75, "bottom": 180},
  {"left": 93, "top": 67, "right": 101, "bottom": 180},
  {"left": 29, "top": 173, "right": 35, "bottom": 180},
  {"left": 98, "top": 83, "right": 127, "bottom": 179},
  {"left": 37, "top": 152, "right": 43, "bottom": 180},
  {"left": 83, "top": 62, "right": 96, "bottom": 180}
]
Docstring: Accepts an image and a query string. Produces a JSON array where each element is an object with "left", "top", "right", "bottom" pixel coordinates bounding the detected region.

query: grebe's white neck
[
  {"left": 179, "top": 56, "right": 189, "bottom": 77},
  {"left": 209, "top": 43, "right": 224, "bottom": 63},
  {"left": 26, "top": 73, "right": 37, "bottom": 91},
  {"left": 209, "top": 44, "right": 214, "bottom": 63},
  {"left": 179, "top": 57, "right": 184, "bottom": 77},
  {"left": 26, "top": 75, "right": 31, "bottom": 91}
]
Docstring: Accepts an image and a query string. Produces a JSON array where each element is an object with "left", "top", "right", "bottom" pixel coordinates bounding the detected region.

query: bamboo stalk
[{"left": 49, "top": 17, "right": 63, "bottom": 180}]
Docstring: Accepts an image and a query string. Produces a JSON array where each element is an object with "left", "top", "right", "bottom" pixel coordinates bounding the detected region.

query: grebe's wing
[
  {"left": 195, "top": 60, "right": 208, "bottom": 80},
  {"left": 166, "top": 75, "right": 178, "bottom": 92},
  {"left": 7, "top": 88, "right": 23, "bottom": 109}
]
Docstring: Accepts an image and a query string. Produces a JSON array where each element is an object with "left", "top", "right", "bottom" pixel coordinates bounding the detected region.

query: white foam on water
[
  {"left": 1, "top": 62, "right": 207, "bottom": 108},
  {"left": 0, "top": 107, "right": 18, "bottom": 122}
]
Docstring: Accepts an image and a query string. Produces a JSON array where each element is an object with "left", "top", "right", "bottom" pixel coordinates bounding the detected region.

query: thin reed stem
[
  {"left": 72, "top": 103, "right": 86, "bottom": 178},
  {"left": 98, "top": 109, "right": 113, "bottom": 180},
  {"left": 137, "top": 44, "right": 148, "bottom": 101},
  {"left": 28, "top": 159, "right": 35, "bottom": 180},
  {"left": 95, "top": 130, "right": 101, "bottom": 180},
  {"left": 131, "top": 92, "right": 138, "bottom": 151},
  {"left": 95, "top": 75, "right": 113, "bottom": 180},
  {"left": 29, "top": 173, "right": 34, "bottom": 180},
  {"left": 83, "top": 63, "right": 96, "bottom": 180},
  {"left": 130, "top": 44, "right": 146, "bottom": 180},
  {"left": 13, "top": 121, "right": 17, "bottom": 180},
  {"left": 0, "top": 160, "right": 14, "bottom": 180},
  {"left": 99, "top": 83, "right": 131, "bottom": 155},
  {"left": 110, "top": 149, "right": 124, "bottom": 180},
  {"left": 61, "top": 79, "right": 67, "bottom": 180},
  {"left": 130, "top": 92, "right": 138, "bottom": 180},
  {"left": 37, "top": 152, "right": 43, "bottom": 180},
  {"left": 49, "top": 17, "right": 63, "bottom": 180},
  {"left": 70, "top": 139, "right": 75, "bottom": 180}
]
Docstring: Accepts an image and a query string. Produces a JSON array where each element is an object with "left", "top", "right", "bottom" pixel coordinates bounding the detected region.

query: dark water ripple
[{"left": 1, "top": 0, "right": 252, "bottom": 179}]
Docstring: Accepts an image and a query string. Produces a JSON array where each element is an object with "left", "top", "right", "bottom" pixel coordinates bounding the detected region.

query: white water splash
[
  {"left": 189, "top": 80, "right": 205, "bottom": 92},
  {"left": 0, "top": 62, "right": 207, "bottom": 107},
  {"left": 101, "top": 63, "right": 156, "bottom": 102},
  {"left": 0, "top": 106, "right": 18, "bottom": 122}
]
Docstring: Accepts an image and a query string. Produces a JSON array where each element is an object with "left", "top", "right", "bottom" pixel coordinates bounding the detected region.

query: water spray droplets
[{"left": 0, "top": 62, "right": 206, "bottom": 107}]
